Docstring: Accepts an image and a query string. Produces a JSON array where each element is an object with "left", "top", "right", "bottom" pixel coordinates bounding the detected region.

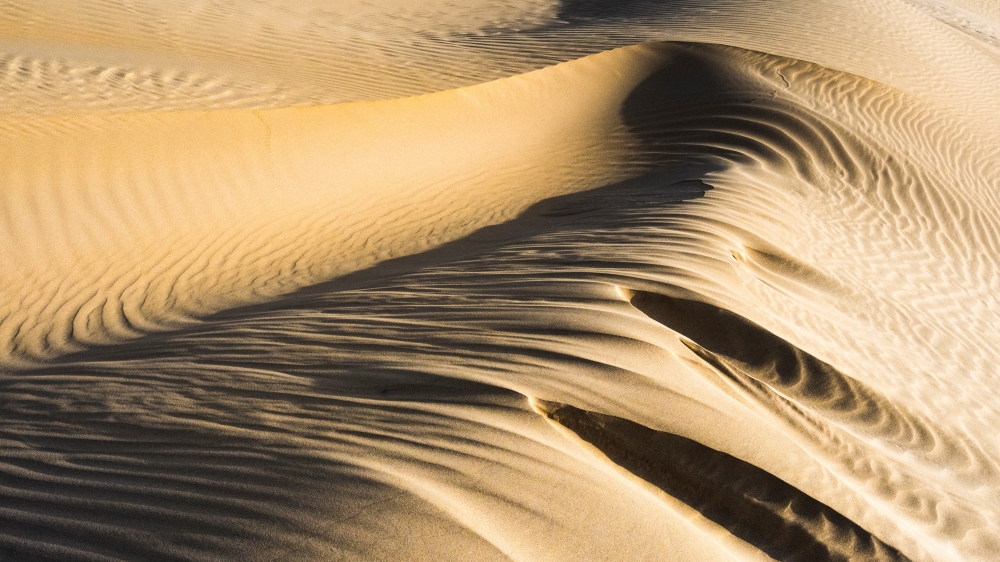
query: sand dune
[
  {"left": 2, "top": 1, "right": 1000, "bottom": 561},
  {"left": 0, "top": 43, "right": 667, "bottom": 364},
  {"left": 536, "top": 400, "right": 910, "bottom": 562}
]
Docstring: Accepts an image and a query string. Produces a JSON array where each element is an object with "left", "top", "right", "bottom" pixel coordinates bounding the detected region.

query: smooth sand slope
[
  {"left": 0, "top": 43, "right": 666, "bottom": 364},
  {"left": 2, "top": 1, "right": 1000, "bottom": 561}
]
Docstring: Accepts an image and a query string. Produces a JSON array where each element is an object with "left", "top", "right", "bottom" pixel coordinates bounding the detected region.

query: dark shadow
[
  {"left": 629, "top": 291, "right": 941, "bottom": 458},
  {"left": 555, "top": 0, "right": 694, "bottom": 23},
  {"left": 618, "top": 42, "right": 865, "bottom": 187},
  {"left": 0, "top": 359, "right": 526, "bottom": 561},
  {"left": 630, "top": 291, "right": 849, "bottom": 400},
  {"left": 623, "top": 43, "right": 736, "bottom": 107},
  {"left": 538, "top": 401, "right": 911, "bottom": 562}
]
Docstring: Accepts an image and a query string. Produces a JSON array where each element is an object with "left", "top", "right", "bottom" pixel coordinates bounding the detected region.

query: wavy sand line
[
  {"left": 2, "top": 20, "right": 1000, "bottom": 560},
  {"left": 629, "top": 291, "right": 1000, "bottom": 557},
  {"left": 0, "top": 43, "right": 683, "bottom": 366}
]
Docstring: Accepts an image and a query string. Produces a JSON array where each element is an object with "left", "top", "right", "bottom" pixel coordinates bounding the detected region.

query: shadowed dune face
[
  {"left": 536, "top": 401, "right": 911, "bottom": 562},
  {"left": 0, "top": 363, "right": 535, "bottom": 562},
  {"left": 2, "top": 1, "right": 1000, "bottom": 559},
  {"left": 628, "top": 291, "right": 985, "bottom": 464},
  {"left": 629, "top": 291, "right": 1000, "bottom": 558},
  {"left": 630, "top": 291, "right": 872, "bottom": 411}
]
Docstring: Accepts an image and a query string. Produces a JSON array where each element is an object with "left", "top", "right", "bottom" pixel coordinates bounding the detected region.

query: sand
[{"left": 1, "top": 1, "right": 999, "bottom": 561}]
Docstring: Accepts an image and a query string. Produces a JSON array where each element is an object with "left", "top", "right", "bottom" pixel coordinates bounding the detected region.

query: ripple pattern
[{"left": 1, "top": 4, "right": 999, "bottom": 560}]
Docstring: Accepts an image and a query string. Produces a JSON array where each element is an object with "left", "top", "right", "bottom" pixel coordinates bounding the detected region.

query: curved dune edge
[
  {"left": 628, "top": 290, "right": 1000, "bottom": 560},
  {"left": 1, "top": 26, "right": 999, "bottom": 562},
  {"left": 0, "top": 42, "right": 673, "bottom": 366},
  {"left": 532, "top": 399, "right": 911, "bottom": 562}
]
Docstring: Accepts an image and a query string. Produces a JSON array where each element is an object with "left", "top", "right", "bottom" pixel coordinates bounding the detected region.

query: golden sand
[{"left": 1, "top": 2, "right": 999, "bottom": 561}]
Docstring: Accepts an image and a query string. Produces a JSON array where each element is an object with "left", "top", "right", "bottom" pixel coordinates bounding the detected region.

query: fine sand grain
[{"left": 1, "top": 1, "right": 999, "bottom": 561}]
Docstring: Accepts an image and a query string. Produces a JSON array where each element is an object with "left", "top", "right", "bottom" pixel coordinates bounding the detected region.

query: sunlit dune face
[{"left": 1, "top": 1, "right": 1000, "bottom": 561}]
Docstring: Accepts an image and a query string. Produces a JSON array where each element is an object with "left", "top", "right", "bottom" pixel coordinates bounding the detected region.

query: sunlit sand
[{"left": 2, "top": 1, "right": 999, "bottom": 561}]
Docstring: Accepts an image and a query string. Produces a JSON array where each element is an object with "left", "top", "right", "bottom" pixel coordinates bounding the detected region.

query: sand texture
[{"left": 2, "top": 1, "right": 1000, "bottom": 561}]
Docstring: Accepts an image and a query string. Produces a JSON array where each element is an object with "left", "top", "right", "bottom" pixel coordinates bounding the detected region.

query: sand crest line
[{"left": 1, "top": 9, "right": 999, "bottom": 558}]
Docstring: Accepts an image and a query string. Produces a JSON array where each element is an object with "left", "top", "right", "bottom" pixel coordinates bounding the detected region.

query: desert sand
[{"left": 1, "top": 1, "right": 999, "bottom": 561}]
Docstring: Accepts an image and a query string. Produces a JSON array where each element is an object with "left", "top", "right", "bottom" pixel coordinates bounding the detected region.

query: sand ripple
[{"left": 2, "top": 2, "right": 1000, "bottom": 560}]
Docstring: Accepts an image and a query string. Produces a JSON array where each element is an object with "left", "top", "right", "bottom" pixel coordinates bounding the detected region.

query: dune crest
[
  {"left": 2, "top": 1, "right": 1000, "bottom": 561},
  {"left": 0, "top": 43, "right": 672, "bottom": 365}
]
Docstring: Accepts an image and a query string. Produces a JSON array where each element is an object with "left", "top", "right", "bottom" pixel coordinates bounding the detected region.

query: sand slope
[
  {"left": 0, "top": 44, "right": 666, "bottom": 364},
  {"left": 2, "top": 1, "right": 1000, "bottom": 561}
]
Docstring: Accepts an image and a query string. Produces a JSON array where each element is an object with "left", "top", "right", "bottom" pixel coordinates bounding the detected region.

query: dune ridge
[
  {"left": 0, "top": 43, "right": 669, "bottom": 365},
  {"left": 535, "top": 400, "right": 911, "bottom": 562},
  {"left": 2, "top": 1, "right": 1000, "bottom": 560}
]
